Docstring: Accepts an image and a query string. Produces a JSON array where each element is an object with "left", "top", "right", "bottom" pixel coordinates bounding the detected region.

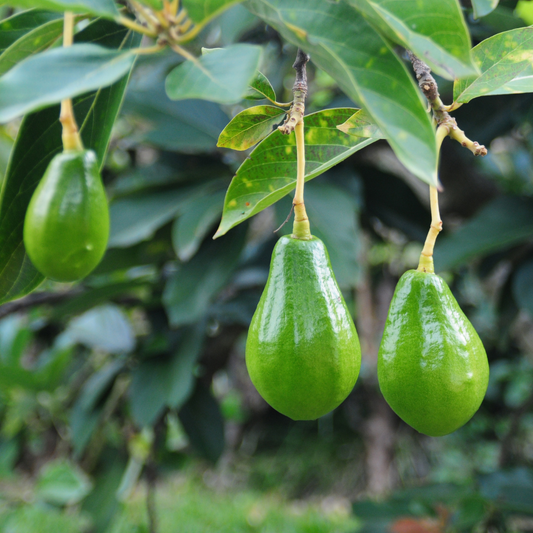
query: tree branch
[
  {"left": 408, "top": 51, "right": 487, "bottom": 157},
  {"left": 278, "top": 48, "right": 310, "bottom": 135}
]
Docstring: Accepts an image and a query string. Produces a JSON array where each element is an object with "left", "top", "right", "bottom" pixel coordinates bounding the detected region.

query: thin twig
[
  {"left": 0, "top": 291, "right": 81, "bottom": 319},
  {"left": 278, "top": 48, "right": 310, "bottom": 135},
  {"left": 274, "top": 204, "right": 294, "bottom": 233}
]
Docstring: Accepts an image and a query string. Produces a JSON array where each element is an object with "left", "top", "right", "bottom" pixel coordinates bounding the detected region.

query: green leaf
[
  {"left": 4, "top": 0, "right": 119, "bottom": 19},
  {"left": 165, "top": 44, "right": 262, "bottom": 104},
  {"left": 472, "top": 0, "right": 499, "bottom": 19},
  {"left": 337, "top": 109, "right": 385, "bottom": 139},
  {"left": 244, "top": 70, "right": 277, "bottom": 101},
  {"left": 36, "top": 459, "right": 93, "bottom": 506},
  {"left": 70, "top": 360, "right": 124, "bottom": 455},
  {"left": 0, "top": 9, "right": 61, "bottom": 53},
  {"left": 434, "top": 196, "right": 533, "bottom": 270},
  {"left": 124, "top": 80, "right": 229, "bottom": 152},
  {"left": 63, "top": 305, "right": 135, "bottom": 353},
  {"left": 217, "top": 105, "right": 286, "bottom": 151},
  {"left": 0, "top": 18, "right": 64, "bottom": 77},
  {"left": 82, "top": 454, "right": 125, "bottom": 533},
  {"left": 214, "top": 108, "right": 376, "bottom": 238},
  {"left": 135, "top": 0, "right": 163, "bottom": 9},
  {"left": 178, "top": 382, "right": 225, "bottom": 463},
  {"left": 0, "top": 20, "right": 140, "bottom": 305},
  {"left": 513, "top": 259, "right": 533, "bottom": 317},
  {"left": 347, "top": 0, "right": 476, "bottom": 80},
  {"left": 108, "top": 187, "right": 199, "bottom": 248},
  {"left": 52, "top": 279, "right": 149, "bottom": 319},
  {"left": 163, "top": 224, "right": 246, "bottom": 327},
  {"left": 480, "top": 468, "right": 533, "bottom": 514},
  {"left": 181, "top": 0, "right": 244, "bottom": 24},
  {"left": 453, "top": 28, "right": 533, "bottom": 104},
  {"left": 0, "top": 43, "right": 135, "bottom": 123},
  {"left": 246, "top": 0, "right": 438, "bottom": 186},
  {"left": 129, "top": 327, "right": 204, "bottom": 427},
  {"left": 172, "top": 188, "right": 225, "bottom": 261}
]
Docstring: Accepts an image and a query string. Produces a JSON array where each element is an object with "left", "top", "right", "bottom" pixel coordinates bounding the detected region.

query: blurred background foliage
[{"left": 0, "top": 1, "right": 532, "bottom": 532}]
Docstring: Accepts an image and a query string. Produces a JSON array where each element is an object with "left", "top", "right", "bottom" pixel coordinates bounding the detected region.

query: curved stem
[
  {"left": 292, "top": 120, "right": 311, "bottom": 240},
  {"left": 116, "top": 16, "right": 157, "bottom": 37},
  {"left": 170, "top": 0, "right": 180, "bottom": 17},
  {"left": 169, "top": 42, "right": 197, "bottom": 63},
  {"left": 60, "top": 12, "right": 83, "bottom": 151},
  {"left": 417, "top": 125, "right": 447, "bottom": 273}
]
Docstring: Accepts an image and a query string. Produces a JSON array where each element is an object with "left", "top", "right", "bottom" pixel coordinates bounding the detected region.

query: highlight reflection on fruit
[
  {"left": 378, "top": 269, "right": 489, "bottom": 436},
  {"left": 23, "top": 149, "right": 110, "bottom": 282},
  {"left": 246, "top": 234, "right": 361, "bottom": 421}
]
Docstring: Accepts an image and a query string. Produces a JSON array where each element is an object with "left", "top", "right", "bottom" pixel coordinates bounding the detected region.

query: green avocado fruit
[
  {"left": 246, "top": 234, "right": 361, "bottom": 420},
  {"left": 23, "top": 149, "right": 109, "bottom": 282},
  {"left": 378, "top": 269, "right": 489, "bottom": 436}
]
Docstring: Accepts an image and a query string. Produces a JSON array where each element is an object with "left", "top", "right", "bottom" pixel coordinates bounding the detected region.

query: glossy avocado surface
[
  {"left": 24, "top": 149, "right": 109, "bottom": 282},
  {"left": 378, "top": 269, "right": 489, "bottom": 436},
  {"left": 246, "top": 235, "right": 361, "bottom": 420}
]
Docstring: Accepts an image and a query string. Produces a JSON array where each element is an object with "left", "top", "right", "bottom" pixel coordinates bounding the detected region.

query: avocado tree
[{"left": 0, "top": 0, "right": 533, "bottom": 531}]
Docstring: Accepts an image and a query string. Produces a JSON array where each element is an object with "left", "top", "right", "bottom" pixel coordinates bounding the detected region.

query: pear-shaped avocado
[
  {"left": 23, "top": 149, "right": 109, "bottom": 282},
  {"left": 378, "top": 270, "right": 489, "bottom": 436},
  {"left": 246, "top": 235, "right": 361, "bottom": 420}
]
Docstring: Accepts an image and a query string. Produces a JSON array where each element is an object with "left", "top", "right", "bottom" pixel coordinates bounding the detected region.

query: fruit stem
[
  {"left": 292, "top": 119, "right": 311, "bottom": 240},
  {"left": 60, "top": 12, "right": 83, "bottom": 152},
  {"left": 417, "top": 124, "right": 447, "bottom": 274}
]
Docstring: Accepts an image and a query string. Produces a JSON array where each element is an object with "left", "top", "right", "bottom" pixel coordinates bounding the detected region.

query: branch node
[
  {"left": 408, "top": 50, "right": 487, "bottom": 158},
  {"left": 278, "top": 48, "right": 309, "bottom": 135}
]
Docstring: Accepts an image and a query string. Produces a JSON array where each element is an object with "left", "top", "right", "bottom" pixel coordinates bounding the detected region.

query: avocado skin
[
  {"left": 246, "top": 235, "right": 361, "bottom": 420},
  {"left": 378, "top": 270, "right": 489, "bottom": 436},
  {"left": 24, "top": 150, "right": 109, "bottom": 282}
]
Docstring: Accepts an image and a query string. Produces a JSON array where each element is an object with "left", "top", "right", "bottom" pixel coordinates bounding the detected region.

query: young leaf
[
  {"left": 165, "top": 44, "right": 262, "bottom": 105},
  {"left": 214, "top": 108, "right": 376, "bottom": 238},
  {"left": 0, "top": 43, "right": 136, "bottom": 123},
  {"left": 0, "top": 21, "right": 140, "bottom": 305},
  {"left": 0, "top": 18, "right": 64, "bottom": 76},
  {"left": 246, "top": 0, "right": 438, "bottom": 187},
  {"left": 453, "top": 28, "right": 533, "bottom": 104},
  {"left": 472, "top": 0, "right": 499, "bottom": 19},
  {"left": 337, "top": 109, "right": 385, "bottom": 139},
  {"left": 181, "top": 0, "right": 243, "bottom": 24},
  {"left": 4, "top": 0, "right": 119, "bottom": 19},
  {"left": 0, "top": 9, "right": 61, "bottom": 53},
  {"left": 347, "top": 0, "right": 477, "bottom": 80},
  {"left": 244, "top": 70, "right": 277, "bottom": 101},
  {"left": 217, "top": 105, "right": 286, "bottom": 151}
]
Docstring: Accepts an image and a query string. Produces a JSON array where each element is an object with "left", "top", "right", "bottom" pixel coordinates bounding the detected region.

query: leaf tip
[{"left": 336, "top": 123, "right": 350, "bottom": 135}]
